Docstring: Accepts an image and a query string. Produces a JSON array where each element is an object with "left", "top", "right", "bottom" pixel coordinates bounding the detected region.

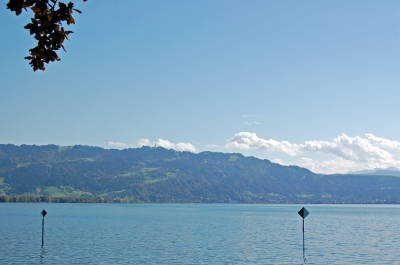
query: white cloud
[
  {"left": 365, "top": 134, "right": 400, "bottom": 152},
  {"left": 242, "top": 114, "right": 261, "bottom": 126},
  {"left": 108, "top": 141, "right": 131, "bottom": 148},
  {"left": 225, "top": 132, "right": 301, "bottom": 156},
  {"left": 225, "top": 132, "right": 400, "bottom": 174},
  {"left": 109, "top": 138, "right": 197, "bottom": 153},
  {"left": 137, "top": 138, "right": 197, "bottom": 153},
  {"left": 205, "top": 144, "right": 220, "bottom": 148},
  {"left": 244, "top": 121, "right": 261, "bottom": 126},
  {"left": 297, "top": 157, "right": 316, "bottom": 170},
  {"left": 297, "top": 157, "right": 361, "bottom": 174},
  {"left": 136, "top": 138, "right": 152, "bottom": 147},
  {"left": 270, "top": 158, "right": 288, "bottom": 166},
  {"left": 300, "top": 134, "right": 396, "bottom": 165}
]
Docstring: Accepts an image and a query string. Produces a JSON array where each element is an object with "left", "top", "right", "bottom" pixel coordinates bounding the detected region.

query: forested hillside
[{"left": 0, "top": 144, "right": 399, "bottom": 203}]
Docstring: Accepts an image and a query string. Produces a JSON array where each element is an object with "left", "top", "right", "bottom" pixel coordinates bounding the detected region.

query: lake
[{"left": 0, "top": 204, "right": 399, "bottom": 264}]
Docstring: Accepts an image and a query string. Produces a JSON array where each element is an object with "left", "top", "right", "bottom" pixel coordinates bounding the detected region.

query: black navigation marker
[
  {"left": 41, "top": 209, "right": 47, "bottom": 247},
  {"left": 298, "top": 207, "right": 309, "bottom": 263},
  {"left": 298, "top": 207, "right": 309, "bottom": 219}
]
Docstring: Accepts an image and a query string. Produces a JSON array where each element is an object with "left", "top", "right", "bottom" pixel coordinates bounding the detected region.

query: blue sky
[{"left": 1, "top": 0, "right": 399, "bottom": 174}]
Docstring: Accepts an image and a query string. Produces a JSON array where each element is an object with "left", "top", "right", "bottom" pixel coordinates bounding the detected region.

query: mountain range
[
  {"left": 349, "top": 167, "right": 400, "bottom": 177},
  {"left": 0, "top": 144, "right": 399, "bottom": 203}
]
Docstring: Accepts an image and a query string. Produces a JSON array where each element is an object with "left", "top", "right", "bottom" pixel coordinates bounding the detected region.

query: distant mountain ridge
[
  {"left": 348, "top": 167, "right": 400, "bottom": 177},
  {"left": 1, "top": 144, "right": 400, "bottom": 203}
]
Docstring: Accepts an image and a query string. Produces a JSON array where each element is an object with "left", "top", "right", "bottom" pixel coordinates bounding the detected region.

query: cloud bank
[
  {"left": 107, "top": 141, "right": 132, "bottom": 148},
  {"left": 226, "top": 132, "right": 301, "bottom": 156},
  {"left": 110, "top": 133, "right": 399, "bottom": 174},
  {"left": 137, "top": 138, "right": 197, "bottom": 153},
  {"left": 108, "top": 139, "right": 196, "bottom": 153},
  {"left": 226, "top": 132, "right": 400, "bottom": 174}
]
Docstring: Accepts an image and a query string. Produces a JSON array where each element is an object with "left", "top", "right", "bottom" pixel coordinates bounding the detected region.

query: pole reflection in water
[{"left": 40, "top": 247, "right": 46, "bottom": 264}]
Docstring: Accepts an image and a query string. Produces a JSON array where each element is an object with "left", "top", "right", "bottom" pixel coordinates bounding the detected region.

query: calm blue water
[{"left": 0, "top": 204, "right": 399, "bottom": 264}]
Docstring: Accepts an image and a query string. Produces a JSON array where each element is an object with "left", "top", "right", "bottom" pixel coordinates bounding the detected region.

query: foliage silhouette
[{"left": 6, "top": 0, "right": 87, "bottom": 71}]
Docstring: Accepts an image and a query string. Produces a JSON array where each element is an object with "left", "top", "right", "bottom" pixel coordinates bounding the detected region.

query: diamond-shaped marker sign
[
  {"left": 298, "top": 207, "right": 309, "bottom": 219},
  {"left": 41, "top": 209, "right": 47, "bottom": 217}
]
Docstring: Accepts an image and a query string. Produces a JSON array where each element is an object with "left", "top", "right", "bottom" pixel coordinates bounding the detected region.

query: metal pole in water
[
  {"left": 298, "top": 207, "right": 309, "bottom": 263},
  {"left": 302, "top": 219, "right": 305, "bottom": 256},
  {"left": 41, "top": 209, "right": 47, "bottom": 247}
]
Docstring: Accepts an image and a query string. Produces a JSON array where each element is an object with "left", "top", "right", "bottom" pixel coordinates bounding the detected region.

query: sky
[{"left": 1, "top": 0, "right": 399, "bottom": 174}]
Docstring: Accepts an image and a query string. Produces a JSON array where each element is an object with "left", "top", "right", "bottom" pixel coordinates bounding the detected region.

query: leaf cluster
[{"left": 6, "top": 0, "right": 86, "bottom": 71}]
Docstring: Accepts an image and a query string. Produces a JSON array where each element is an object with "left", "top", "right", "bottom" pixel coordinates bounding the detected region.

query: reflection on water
[
  {"left": 0, "top": 204, "right": 399, "bottom": 264},
  {"left": 40, "top": 247, "right": 46, "bottom": 263}
]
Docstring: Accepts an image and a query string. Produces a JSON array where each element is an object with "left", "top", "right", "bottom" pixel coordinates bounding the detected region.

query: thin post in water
[
  {"left": 302, "top": 219, "right": 305, "bottom": 255},
  {"left": 41, "top": 209, "right": 47, "bottom": 247},
  {"left": 298, "top": 207, "right": 309, "bottom": 263}
]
